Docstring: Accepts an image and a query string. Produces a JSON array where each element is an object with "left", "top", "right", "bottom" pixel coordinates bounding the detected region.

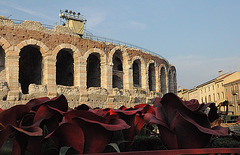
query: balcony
[
  {"left": 228, "top": 100, "right": 240, "bottom": 106},
  {"left": 231, "top": 89, "right": 238, "bottom": 95}
]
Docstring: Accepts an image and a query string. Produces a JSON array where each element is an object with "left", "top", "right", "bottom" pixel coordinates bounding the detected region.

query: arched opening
[
  {"left": 148, "top": 63, "right": 156, "bottom": 91},
  {"left": 56, "top": 49, "right": 74, "bottom": 86},
  {"left": 87, "top": 53, "right": 101, "bottom": 88},
  {"left": 173, "top": 71, "right": 177, "bottom": 94},
  {"left": 160, "top": 67, "right": 167, "bottom": 94},
  {"left": 0, "top": 46, "right": 5, "bottom": 72},
  {"left": 0, "top": 46, "right": 5, "bottom": 82},
  {"left": 112, "top": 50, "right": 123, "bottom": 89},
  {"left": 133, "top": 59, "right": 141, "bottom": 87},
  {"left": 19, "top": 45, "right": 42, "bottom": 94},
  {"left": 168, "top": 70, "right": 174, "bottom": 93}
]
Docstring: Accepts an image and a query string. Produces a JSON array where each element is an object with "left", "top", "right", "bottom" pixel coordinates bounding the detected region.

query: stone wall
[{"left": 0, "top": 16, "right": 177, "bottom": 109}]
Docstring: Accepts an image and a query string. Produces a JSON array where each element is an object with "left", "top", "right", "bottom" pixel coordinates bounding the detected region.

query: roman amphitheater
[{"left": 0, "top": 16, "right": 177, "bottom": 109}]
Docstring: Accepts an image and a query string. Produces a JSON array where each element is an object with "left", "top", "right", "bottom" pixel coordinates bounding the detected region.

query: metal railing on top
[
  {"left": 2, "top": 18, "right": 168, "bottom": 63},
  {"left": 83, "top": 30, "right": 167, "bottom": 61}
]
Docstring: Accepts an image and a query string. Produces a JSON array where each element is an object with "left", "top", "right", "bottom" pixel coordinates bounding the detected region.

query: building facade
[
  {"left": 0, "top": 16, "right": 177, "bottom": 109},
  {"left": 178, "top": 71, "right": 240, "bottom": 115},
  {"left": 224, "top": 79, "right": 240, "bottom": 115}
]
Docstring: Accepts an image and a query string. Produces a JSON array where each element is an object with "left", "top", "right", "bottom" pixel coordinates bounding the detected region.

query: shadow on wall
[
  {"left": 19, "top": 45, "right": 42, "bottom": 94},
  {"left": 87, "top": 53, "right": 101, "bottom": 88},
  {"left": 112, "top": 50, "right": 123, "bottom": 89},
  {"left": 56, "top": 49, "right": 74, "bottom": 86}
]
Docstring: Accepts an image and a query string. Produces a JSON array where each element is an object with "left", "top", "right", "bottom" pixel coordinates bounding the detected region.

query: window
[
  {"left": 208, "top": 95, "right": 211, "bottom": 102},
  {"left": 217, "top": 84, "right": 219, "bottom": 88},
  {"left": 208, "top": 87, "right": 210, "bottom": 91},
  {"left": 235, "top": 85, "right": 238, "bottom": 91},
  {"left": 222, "top": 92, "right": 224, "bottom": 99},
  {"left": 217, "top": 93, "right": 220, "bottom": 100},
  {"left": 226, "top": 88, "right": 227, "bottom": 92}
]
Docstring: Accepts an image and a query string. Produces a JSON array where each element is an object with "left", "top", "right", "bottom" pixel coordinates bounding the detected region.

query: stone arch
[
  {"left": 0, "top": 46, "right": 5, "bottom": 82},
  {"left": 0, "top": 47, "right": 5, "bottom": 71},
  {"left": 160, "top": 64, "right": 167, "bottom": 94},
  {"left": 112, "top": 49, "right": 123, "bottom": 89},
  {"left": 131, "top": 56, "right": 147, "bottom": 89},
  {"left": 0, "top": 37, "right": 12, "bottom": 81},
  {"left": 56, "top": 49, "right": 74, "bottom": 86},
  {"left": 170, "top": 65, "right": 177, "bottom": 94},
  {"left": 19, "top": 45, "right": 43, "bottom": 94},
  {"left": 108, "top": 46, "right": 132, "bottom": 89},
  {"left": 53, "top": 44, "right": 82, "bottom": 87},
  {"left": 0, "top": 37, "right": 11, "bottom": 51},
  {"left": 52, "top": 43, "right": 81, "bottom": 60},
  {"left": 16, "top": 39, "right": 49, "bottom": 94},
  {"left": 17, "top": 39, "right": 49, "bottom": 56},
  {"left": 87, "top": 53, "right": 101, "bottom": 88},
  {"left": 168, "top": 69, "right": 174, "bottom": 93},
  {"left": 131, "top": 56, "right": 146, "bottom": 67},
  {"left": 82, "top": 48, "right": 106, "bottom": 64},
  {"left": 0, "top": 37, "right": 11, "bottom": 100},
  {"left": 147, "top": 60, "right": 156, "bottom": 91},
  {"left": 82, "top": 48, "right": 106, "bottom": 89},
  {"left": 108, "top": 46, "right": 129, "bottom": 65}
]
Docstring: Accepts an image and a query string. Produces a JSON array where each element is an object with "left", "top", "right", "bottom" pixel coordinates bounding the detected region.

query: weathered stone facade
[{"left": 0, "top": 16, "right": 177, "bottom": 109}]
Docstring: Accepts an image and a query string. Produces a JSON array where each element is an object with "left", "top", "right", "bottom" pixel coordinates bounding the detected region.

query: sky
[{"left": 0, "top": 0, "right": 240, "bottom": 89}]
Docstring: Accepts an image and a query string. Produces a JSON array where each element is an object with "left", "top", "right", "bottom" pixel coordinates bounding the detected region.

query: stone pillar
[
  {"left": 166, "top": 71, "right": 169, "bottom": 93},
  {"left": 74, "top": 56, "right": 81, "bottom": 87},
  {"left": 5, "top": 50, "right": 19, "bottom": 101},
  {"left": 123, "top": 63, "right": 133, "bottom": 90},
  {"left": 174, "top": 73, "right": 177, "bottom": 94},
  {"left": 155, "top": 65, "right": 160, "bottom": 92},
  {"left": 79, "top": 58, "right": 88, "bottom": 102},
  {"left": 42, "top": 53, "right": 57, "bottom": 98},
  {"left": 141, "top": 64, "right": 148, "bottom": 91},
  {"left": 101, "top": 63, "right": 112, "bottom": 90},
  {"left": 79, "top": 58, "right": 87, "bottom": 90}
]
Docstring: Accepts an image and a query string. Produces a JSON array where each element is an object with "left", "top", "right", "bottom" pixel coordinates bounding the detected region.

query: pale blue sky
[{"left": 1, "top": 0, "right": 240, "bottom": 89}]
